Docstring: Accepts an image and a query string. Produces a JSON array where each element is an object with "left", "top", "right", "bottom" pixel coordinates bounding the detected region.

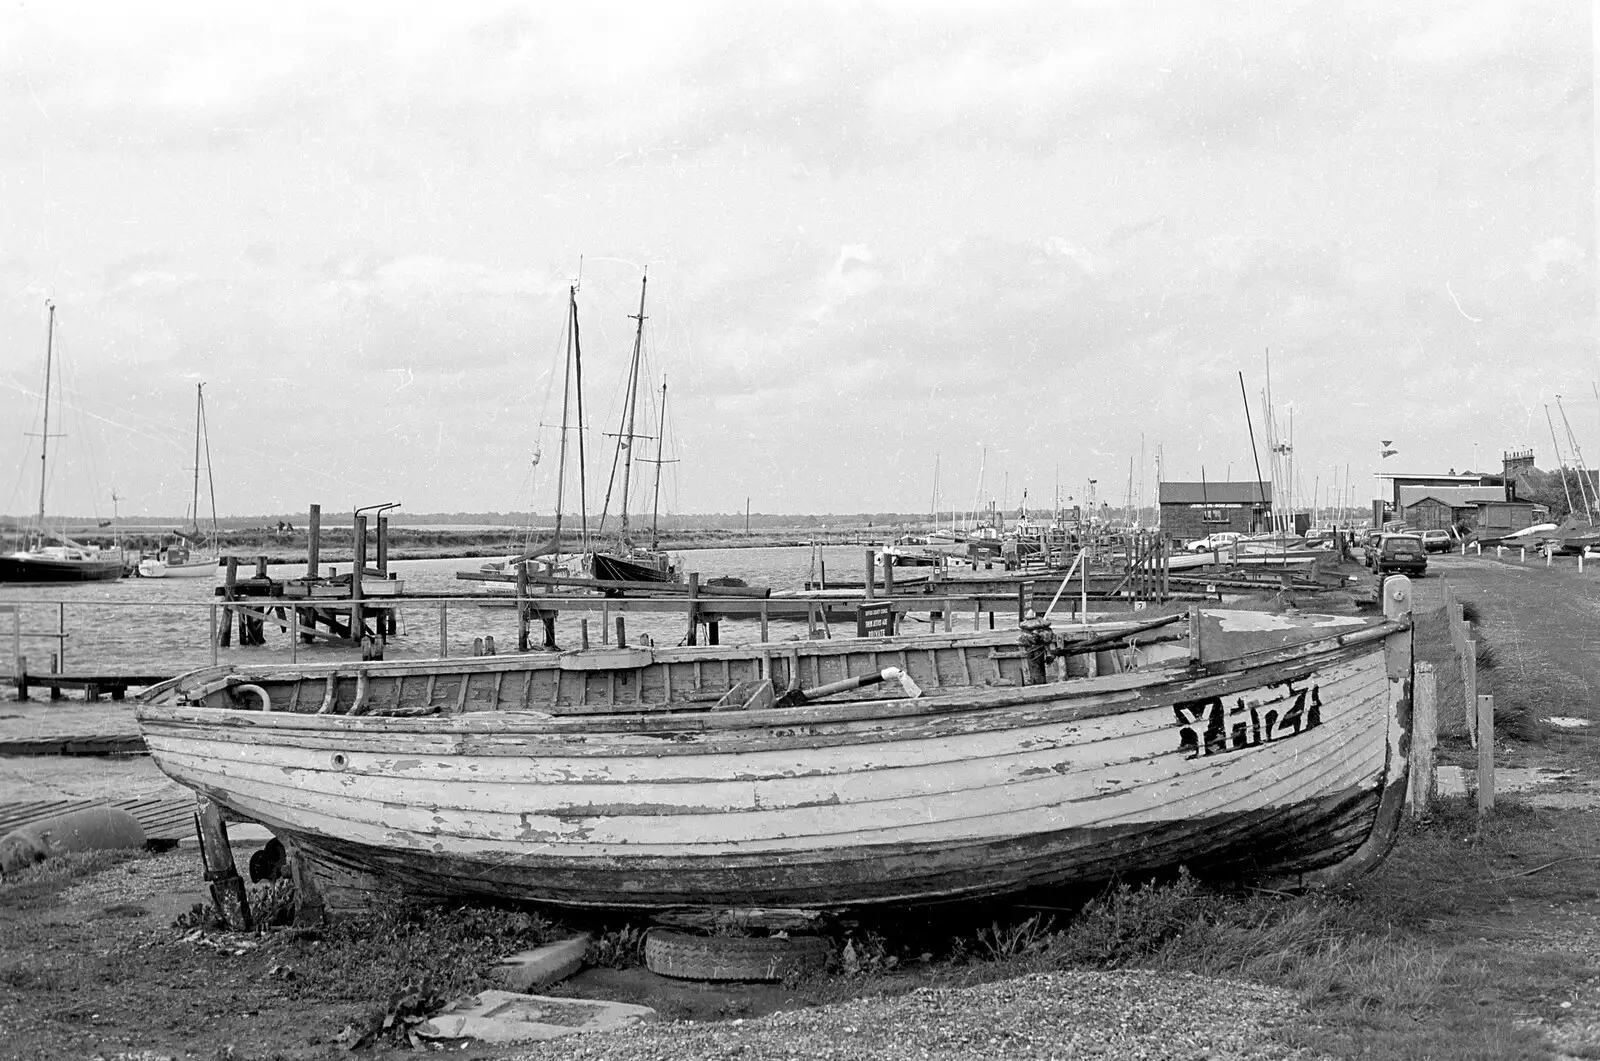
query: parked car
[
  {"left": 1372, "top": 533, "right": 1427, "bottom": 576},
  {"left": 1420, "top": 529, "right": 1454, "bottom": 553},
  {"left": 1361, "top": 529, "right": 1385, "bottom": 567},
  {"left": 1186, "top": 532, "right": 1243, "bottom": 553}
]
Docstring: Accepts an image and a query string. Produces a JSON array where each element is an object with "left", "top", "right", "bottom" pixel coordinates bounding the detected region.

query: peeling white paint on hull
[{"left": 137, "top": 606, "right": 1414, "bottom": 910}]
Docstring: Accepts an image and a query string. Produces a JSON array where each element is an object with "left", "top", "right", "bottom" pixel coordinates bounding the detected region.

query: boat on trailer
[{"left": 135, "top": 579, "right": 1414, "bottom": 913}]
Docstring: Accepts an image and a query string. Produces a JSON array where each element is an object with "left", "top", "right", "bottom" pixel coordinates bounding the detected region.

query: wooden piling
[
  {"left": 219, "top": 558, "right": 238, "bottom": 647},
  {"left": 541, "top": 613, "right": 557, "bottom": 650},
  {"left": 863, "top": 549, "right": 876, "bottom": 599},
  {"left": 14, "top": 655, "right": 27, "bottom": 701},
  {"left": 685, "top": 572, "right": 701, "bottom": 646},
  {"left": 1477, "top": 694, "right": 1495, "bottom": 815},
  {"left": 376, "top": 514, "right": 389, "bottom": 577},
  {"left": 1408, "top": 662, "right": 1437, "bottom": 819},
  {"left": 516, "top": 562, "right": 531, "bottom": 652},
  {"left": 616, "top": 616, "right": 627, "bottom": 647},
  {"left": 580, "top": 618, "right": 590, "bottom": 649},
  {"left": 195, "top": 798, "right": 253, "bottom": 931},
  {"left": 305, "top": 503, "right": 321, "bottom": 578},
  {"left": 438, "top": 601, "right": 449, "bottom": 658}
]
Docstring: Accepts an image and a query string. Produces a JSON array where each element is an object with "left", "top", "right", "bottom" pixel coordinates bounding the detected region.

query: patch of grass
[
  {"left": 586, "top": 924, "right": 648, "bottom": 969},
  {"left": 0, "top": 849, "right": 134, "bottom": 911},
  {"left": 264, "top": 892, "right": 556, "bottom": 1007}
]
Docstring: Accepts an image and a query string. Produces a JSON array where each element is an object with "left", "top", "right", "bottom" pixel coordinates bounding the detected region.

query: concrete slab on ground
[
  {"left": 419, "top": 989, "right": 654, "bottom": 1043},
  {"left": 1436, "top": 766, "right": 1600, "bottom": 808},
  {"left": 493, "top": 935, "right": 592, "bottom": 992}
]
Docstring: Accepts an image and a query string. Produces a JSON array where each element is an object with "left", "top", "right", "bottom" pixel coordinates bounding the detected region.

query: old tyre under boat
[{"left": 643, "top": 929, "right": 832, "bottom": 982}]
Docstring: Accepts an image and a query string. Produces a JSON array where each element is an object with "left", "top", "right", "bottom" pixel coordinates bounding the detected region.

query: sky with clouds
[{"left": 0, "top": 0, "right": 1592, "bottom": 520}]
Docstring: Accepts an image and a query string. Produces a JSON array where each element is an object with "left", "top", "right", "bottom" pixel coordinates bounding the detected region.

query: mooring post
[
  {"left": 194, "top": 798, "right": 253, "bottom": 931},
  {"left": 580, "top": 618, "right": 590, "bottom": 650},
  {"left": 438, "top": 601, "right": 449, "bottom": 658},
  {"left": 883, "top": 553, "right": 895, "bottom": 597},
  {"left": 759, "top": 600, "right": 769, "bottom": 642},
  {"left": 14, "top": 655, "right": 27, "bottom": 701},
  {"left": 685, "top": 572, "right": 700, "bottom": 646},
  {"left": 863, "top": 549, "right": 876, "bottom": 599},
  {"left": 516, "top": 561, "right": 530, "bottom": 652},
  {"left": 305, "top": 503, "right": 321, "bottom": 578},
  {"left": 1477, "top": 694, "right": 1495, "bottom": 815},
  {"left": 1408, "top": 662, "right": 1438, "bottom": 819},
  {"left": 602, "top": 600, "right": 611, "bottom": 645},
  {"left": 209, "top": 607, "right": 218, "bottom": 665},
  {"left": 541, "top": 612, "right": 557, "bottom": 650},
  {"left": 616, "top": 616, "right": 626, "bottom": 647},
  {"left": 219, "top": 558, "right": 237, "bottom": 647},
  {"left": 376, "top": 514, "right": 389, "bottom": 578}
]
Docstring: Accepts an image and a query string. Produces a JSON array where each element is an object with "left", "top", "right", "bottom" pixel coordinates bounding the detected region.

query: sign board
[{"left": 855, "top": 601, "right": 896, "bottom": 638}]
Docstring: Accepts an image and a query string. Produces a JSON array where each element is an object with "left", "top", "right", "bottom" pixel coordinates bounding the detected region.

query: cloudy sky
[{"left": 0, "top": 0, "right": 1592, "bottom": 520}]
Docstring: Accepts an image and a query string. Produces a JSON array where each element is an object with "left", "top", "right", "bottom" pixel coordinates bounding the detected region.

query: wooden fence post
[
  {"left": 1408, "top": 662, "right": 1437, "bottom": 818},
  {"left": 1477, "top": 694, "right": 1495, "bottom": 815},
  {"left": 1465, "top": 637, "right": 1478, "bottom": 746}
]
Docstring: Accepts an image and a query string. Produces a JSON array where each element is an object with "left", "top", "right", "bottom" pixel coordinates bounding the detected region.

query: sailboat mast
[
  {"left": 199, "top": 384, "right": 218, "bottom": 540},
  {"left": 191, "top": 383, "right": 204, "bottom": 530},
  {"left": 35, "top": 301, "right": 55, "bottom": 537},
  {"left": 1556, "top": 396, "right": 1595, "bottom": 522},
  {"left": 650, "top": 375, "right": 668, "bottom": 551},
  {"left": 618, "top": 273, "right": 648, "bottom": 548},
  {"left": 573, "top": 285, "right": 589, "bottom": 551},
  {"left": 552, "top": 285, "right": 578, "bottom": 550},
  {"left": 1545, "top": 405, "right": 1576, "bottom": 517}
]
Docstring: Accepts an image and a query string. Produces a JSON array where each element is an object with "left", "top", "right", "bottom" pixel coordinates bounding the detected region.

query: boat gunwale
[{"left": 136, "top": 617, "right": 1407, "bottom": 739}]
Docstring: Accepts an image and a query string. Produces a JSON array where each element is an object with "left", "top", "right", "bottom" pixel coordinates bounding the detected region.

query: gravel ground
[
  {"left": 507, "top": 970, "right": 1331, "bottom": 1061},
  {"left": 1512, "top": 908, "right": 1600, "bottom": 1061}
]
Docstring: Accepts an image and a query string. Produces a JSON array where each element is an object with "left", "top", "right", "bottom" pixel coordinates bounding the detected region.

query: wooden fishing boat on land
[{"left": 135, "top": 580, "right": 1414, "bottom": 913}]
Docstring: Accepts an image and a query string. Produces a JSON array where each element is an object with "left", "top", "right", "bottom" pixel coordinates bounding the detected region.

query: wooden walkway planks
[
  {"left": 0, "top": 795, "right": 196, "bottom": 841},
  {"left": 0, "top": 733, "right": 146, "bottom": 756}
]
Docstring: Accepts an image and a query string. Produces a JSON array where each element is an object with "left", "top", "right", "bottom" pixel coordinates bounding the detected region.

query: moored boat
[
  {"left": 136, "top": 580, "right": 1414, "bottom": 912},
  {"left": 2, "top": 301, "right": 123, "bottom": 585}
]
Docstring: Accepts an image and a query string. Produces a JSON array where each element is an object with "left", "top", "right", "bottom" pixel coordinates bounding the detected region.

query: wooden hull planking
[{"left": 137, "top": 611, "right": 1412, "bottom": 911}]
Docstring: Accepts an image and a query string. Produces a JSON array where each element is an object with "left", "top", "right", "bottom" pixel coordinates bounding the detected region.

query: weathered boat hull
[{"left": 137, "top": 601, "right": 1413, "bottom": 912}]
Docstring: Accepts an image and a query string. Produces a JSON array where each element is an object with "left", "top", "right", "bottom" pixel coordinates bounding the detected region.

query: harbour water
[{"left": 0, "top": 544, "right": 949, "bottom": 681}]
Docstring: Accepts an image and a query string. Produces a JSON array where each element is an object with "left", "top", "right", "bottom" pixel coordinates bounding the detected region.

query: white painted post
[
  {"left": 1581, "top": 553, "right": 1586, "bottom": 574},
  {"left": 1474, "top": 541, "right": 1480, "bottom": 555},
  {"left": 1546, "top": 548, "right": 1552, "bottom": 567},
  {"left": 1408, "top": 662, "right": 1437, "bottom": 819},
  {"left": 1496, "top": 545, "right": 1501, "bottom": 558},
  {"left": 1477, "top": 693, "right": 1495, "bottom": 815},
  {"left": 1520, "top": 547, "right": 1526, "bottom": 562}
]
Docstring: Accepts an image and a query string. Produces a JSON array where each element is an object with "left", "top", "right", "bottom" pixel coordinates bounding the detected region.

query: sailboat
[
  {"left": 0, "top": 302, "right": 124, "bottom": 584},
  {"left": 138, "top": 383, "right": 221, "bottom": 578},
  {"left": 583, "top": 272, "right": 679, "bottom": 584}
]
